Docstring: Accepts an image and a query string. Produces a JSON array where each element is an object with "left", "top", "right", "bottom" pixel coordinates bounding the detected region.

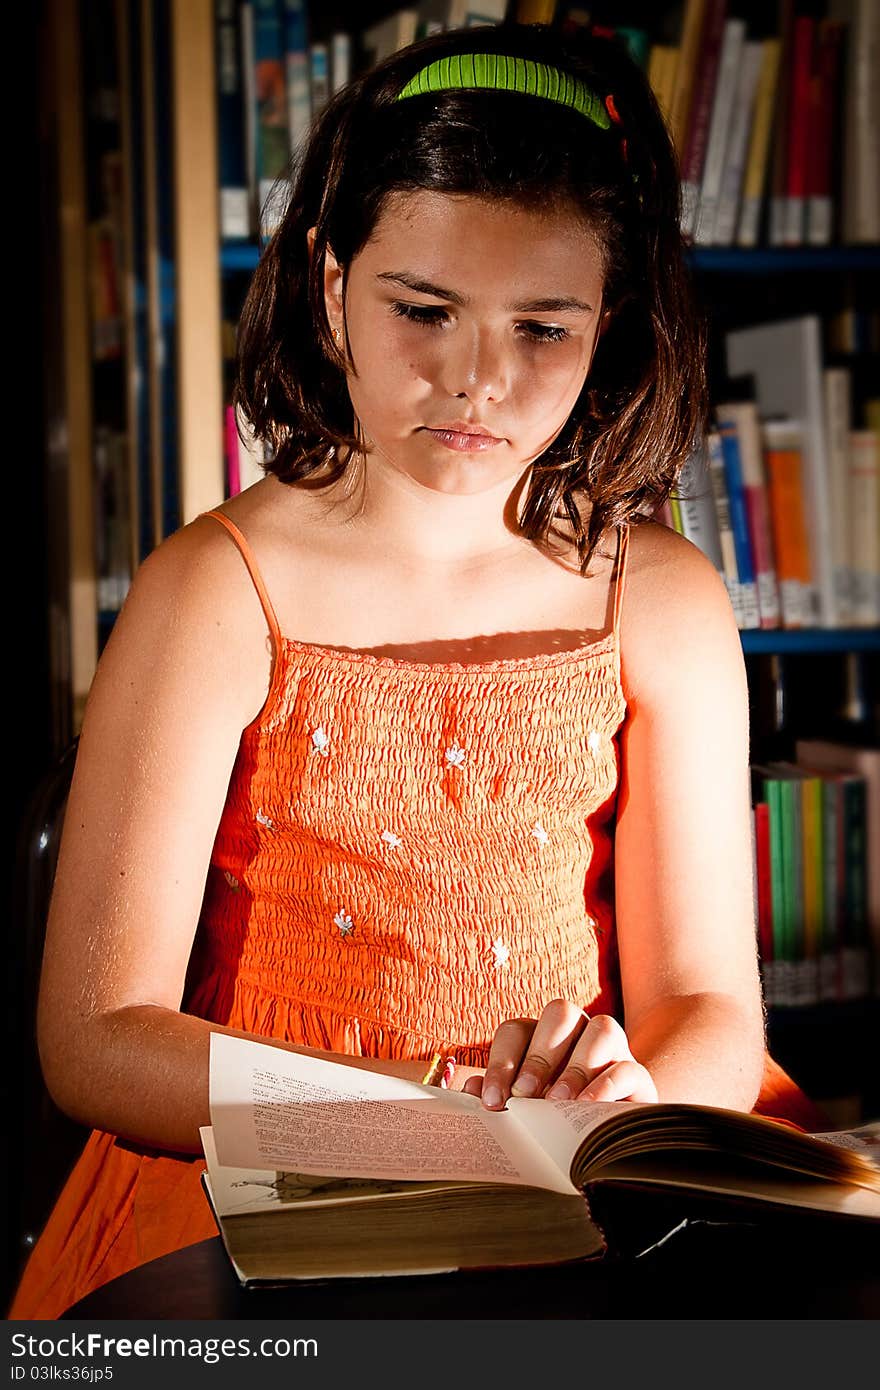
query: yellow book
[
  {"left": 515, "top": 0, "right": 558, "bottom": 21},
  {"left": 648, "top": 44, "right": 679, "bottom": 128},
  {"left": 669, "top": 0, "right": 708, "bottom": 155},
  {"left": 736, "top": 39, "right": 782, "bottom": 247}
]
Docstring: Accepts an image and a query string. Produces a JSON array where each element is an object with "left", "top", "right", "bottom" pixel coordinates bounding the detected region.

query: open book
[{"left": 202, "top": 1034, "right": 880, "bottom": 1285}]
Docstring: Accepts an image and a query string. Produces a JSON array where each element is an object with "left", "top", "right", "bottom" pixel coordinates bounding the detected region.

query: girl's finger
[
  {"left": 461, "top": 1074, "right": 484, "bottom": 1098},
  {"left": 576, "top": 1057, "right": 658, "bottom": 1104},
  {"left": 545, "top": 1013, "right": 632, "bottom": 1099},
  {"left": 478, "top": 1017, "right": 538, "bottom": 1109},
  {"left": 508, "top": 999, "right": 590, "bottom": 1100}
]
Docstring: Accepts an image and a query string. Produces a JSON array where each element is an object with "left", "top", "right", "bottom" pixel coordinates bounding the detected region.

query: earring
[{"left": 333, "top": 327, "right": 341, "bottom": 343}]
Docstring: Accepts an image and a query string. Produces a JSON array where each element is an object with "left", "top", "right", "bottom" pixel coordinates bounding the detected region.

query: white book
[
  {"left": 676, "top": 441, "right": 725, "bottom": 576},
  {"left": 330, "top": 32, "right": 352, "bottom": 93},
  {"left": 713, "top": 42, "right": 764, "bottom": 247},
  {"left": 235, "top": 404, "right": 268, "bottom": 491},
  {"left": 309, "top": 42, "right": 330, "bottom": 119},
  {"left": 828, "top": 0, "right": 880, "bottom": 243},
  {"left": 363, "top": 10, "right": 419, "bottom": 66},
  {"left": 693, "top": 19, "right": 747, "bottom": 246},
  {"left": 848, "top": 431, "right": 880, "bottom": 624},
  {"left": 706, "top": 429, "right": 747, "bottom": 627},
  {"left": 823, "top": 367, "right": 854, "bottom": 624},
  {"left": 726, "top": 316, "right": 835, "bottom": 627}
]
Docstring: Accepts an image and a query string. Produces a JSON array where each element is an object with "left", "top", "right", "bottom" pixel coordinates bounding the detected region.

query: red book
[
  {"left": 806, "top": 20, "right": 845, "bottom": 246},
  {"left": 783, "top": 15, "right": 815, "bottom": 245},
  {"left": 755, "top": 801, "right": 774, "bottom": 971},
  {"left": 224, "top": 404, "right": 241, "bottom": 497},
  {"left": 679, "top": 0, "right": 728, "bottom": 238}
]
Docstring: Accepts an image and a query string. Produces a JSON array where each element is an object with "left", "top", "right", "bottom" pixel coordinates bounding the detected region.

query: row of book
[
  {"left": 752, "top": 740, "right": 879, "bottom": 1008},
  {"left": 662, "top": 314, "right": 880, "bottom": 630},
  {"left": 216, "top": 1, "right": 509, "bottom": 241},
  {"left": 215, "top": 1, "right": 880, "bottom": 247}
]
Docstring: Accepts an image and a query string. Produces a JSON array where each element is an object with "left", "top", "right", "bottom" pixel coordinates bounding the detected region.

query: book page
[
  {"left": 508, "top": 1098, "right": 647, "bottom": 1180},
  {"left": 209, "top": 1034, "right": 574, "bottom": 1193}
]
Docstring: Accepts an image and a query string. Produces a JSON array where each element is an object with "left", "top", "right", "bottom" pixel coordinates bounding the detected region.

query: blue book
[
  {"left": 215, "top": 0, "right": 250, "bottom": 238},
  {"left": 718, "top": 414, "right": 761, "bottom": 628}
]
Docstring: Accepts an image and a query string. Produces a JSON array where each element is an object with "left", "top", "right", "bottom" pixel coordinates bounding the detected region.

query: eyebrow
[{"left": 375, "top": 270, "right": 594, "bottom": 315}]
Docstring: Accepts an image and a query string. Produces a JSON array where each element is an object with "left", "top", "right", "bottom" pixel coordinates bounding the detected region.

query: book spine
[
  {"left": 694, "top": 18, "right": 747, "bottom": 246},
  {"left": 648, "top": 45, "right": 677, "bottom": 129},
  {"left": 718, "top": 417, "right": 761, "bottom": 628},
  {"left": 800, "top": 777, "right": 823, "bottom": 1007},
  {"left": 754, "top": 801, "right": 775, "bottom": 1006},
  {"left": 309, "top": 42, "right": 330, "bottom": 120},
  {"left": 762, "top": 426, "right": 812, "bottom": 629},
  {"left": 806, "top": 20, "right": 845, "bottom": 246},
  {"left": 736, "top": 39, "right": 781, "bottom": 248},
  {"left": 679, "top": 0, "right": 727, "bottom": 239},
  {"left": 841, "top": 778, "right": 870, "bottom": 1000},
  {"left": 706, "top": 429, "right": 744, "bottom": 623},
  {"left": 713, "top": 41, "right": 763, "bottom": 247},
  {"left": 330, "top": 32, "right": 352, "bottom": 93},
  {"left": 253, "top": 0, "right": 290, "bottom": 237},
  {"left": 673, "top": 444, "right": 725, "bottom": 575},
  {"left": 215, "top": 0, "right": 250, "bottom": 240},
  {"left": 718, "top": 402, "right": 780, "bottom": 627},
  {"left": 765, "top": 778, "right": 793, "bottom": 1005},
  {"left": 820, "top": 775, "right": 841, "bottom": 1002},
  {"left": 224, "top": 403, "right": 241, "bottom": 498},
  {"left": 824, "top": 367, "right": 854, "bottom": 624},
  {"left": 848, "top": 431, "right": 880, "bottom": 624},
  {"left": 830, "top": 0, "right": 880, "bottom": 244},
  {"left": 282, "top": 0, "right": 311, "bottom": 156},
  {"left": 669, "top": 0, "right": 709, "bottom": 158},
  {"left": 782, "top": 15, "right": 815, "bottom": 247},
  {"left": 769, "top": 0, "right": 796, "bottom": 246}
]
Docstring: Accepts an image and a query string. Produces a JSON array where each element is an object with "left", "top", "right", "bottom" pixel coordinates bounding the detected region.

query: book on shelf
[
  {"left": 716, "top": 401, "right": 780, "bottom": 629},
  {"left": 669, "top": 441, "right": 725, "bottom": 582},
  {"left": 330, "top": 31, "right": 352, "bottom": 93},
  {"left": 735, "top": 38, "right": 781, "bottom": 248},
  {"left": 225, "top": 403, "right": 267, "bottom": 498},
  {"left": 760, "top": 419, "right": 813, "bottom": 630},
  {"left": 668, "top": 0, "right": 708, "bottom": 162},
  {"left": 215, "top": 0, "right": 250, "bottom": 239},
  {"left": 416, "top": 0, "right": 509, "bottom": 34},
  {"left": 796, "top": 740, "right": 880, "bottom": 998},
  {"left": 768, "top": 0, "right": 796, "bottom": 247},
  {"left": 711, "top": 38, "right": 763, "bottom": 248},
  {"left": 847, "top": 431, "right": 880, "bottom": 626},
  {"left": 308, "top": 42, "right": 330, "bottom": 120},
  {"left": 514, "top": 1, "right": 558, "bottom": 23},
  {"left": 692, "top": 17, "right": 746, "bottom": 246},
  {"left": 678, "top": 0, "right": 727, "bottom": 240},
  {"left": 647, "top": 43, "right": 677, "bottom": 129},
  {"left": 282, "top": 0, "right": 312, "bottom": 160},
  {"left": 248, "top": 0, "right": 292, "bottom": 238},
  {"left": 362, "top": 9, "right": 419, "bottom": 68},
  {"left": 726, "top": 316, "right": 835, "bottom": 628},
  {"left": 202, "top": 1034, "right": 880, "bottom": 1286},
  {"left": 716, "top": 411, "right": 761, "bottom": 629},
  {"left": 806, "top": 19, "right": 846, "bottom": 247},
  {"left": 782, "top": 14, "right": 815, "bottom": 247},
  {"left": 705, "top": 429, "right": 745, "bottom": 625},
  {"left": 828, "top": 0, "right": 880, "bottom": 244},
  {"left": 824, "top": 366, "right": 855, "bottom": 623}
]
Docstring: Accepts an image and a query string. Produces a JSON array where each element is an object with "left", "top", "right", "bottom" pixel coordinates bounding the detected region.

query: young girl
[{"left": 12, "top": 21, "right": 824, "bottom": 1320}]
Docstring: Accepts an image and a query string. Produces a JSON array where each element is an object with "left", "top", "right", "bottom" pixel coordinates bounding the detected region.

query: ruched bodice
[{"left": 185, "top": 625, "right": 627, "bottom": 1062}]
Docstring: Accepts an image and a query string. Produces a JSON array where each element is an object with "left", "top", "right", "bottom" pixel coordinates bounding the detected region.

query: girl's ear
[{"left": 307, "top": 225, "right": 345, "bottom": 337}]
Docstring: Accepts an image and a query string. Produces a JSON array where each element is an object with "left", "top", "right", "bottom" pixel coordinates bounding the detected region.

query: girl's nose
[{"left": 441, "top": 326, "right": 509, "bottom": 404}]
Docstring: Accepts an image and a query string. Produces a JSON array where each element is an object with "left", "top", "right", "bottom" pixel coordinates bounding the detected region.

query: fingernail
[
  {"left": 547, "top": 1082, "right": 572, "bottom": 1100},
  {"left": 482, "top": 1084, "right": 503, "bottom": 1109},
  {"left": 510, "top": 1073, "right": 539, "bottom": 1097}
]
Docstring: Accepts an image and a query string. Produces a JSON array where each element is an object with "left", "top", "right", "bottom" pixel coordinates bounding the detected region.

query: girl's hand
[{"left": 461, "top": 999, "right": 658, "bottom": 1110}]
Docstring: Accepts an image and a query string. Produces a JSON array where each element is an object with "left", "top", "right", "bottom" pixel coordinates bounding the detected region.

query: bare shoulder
[{"left": 619, "top": 520, "right": 744, "bottom": 706}]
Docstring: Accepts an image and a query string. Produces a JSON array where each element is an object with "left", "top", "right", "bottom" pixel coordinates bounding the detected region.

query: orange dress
[{"left": 11, "top": 514, "right": 825, "bottom": 1320}]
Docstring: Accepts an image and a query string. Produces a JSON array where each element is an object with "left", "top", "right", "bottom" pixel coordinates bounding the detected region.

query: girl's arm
[
  {"left": 466, "top": 525, "right": 765, "bottom": 1112},
  {"left": 36, "top": 519, "right": 435, "bottom": 1157}
]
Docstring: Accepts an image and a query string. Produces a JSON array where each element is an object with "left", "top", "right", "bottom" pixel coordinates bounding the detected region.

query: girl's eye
[
  {"left": 389, "top": 303, "right": 569, "bottom": 344},
  {"left": 390, "top": 303, "right": 447, "bottom": 328},
  {"left": 521, "top": 323, "right": 569, "bottom": 343}
]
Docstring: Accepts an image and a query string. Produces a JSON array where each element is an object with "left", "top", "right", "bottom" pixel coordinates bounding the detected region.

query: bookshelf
[{"left": 39, "top": 0, "right": 879, "bottom": 1118}]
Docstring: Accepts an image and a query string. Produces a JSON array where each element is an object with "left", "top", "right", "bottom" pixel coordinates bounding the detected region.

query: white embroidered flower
[
  {"left": 311, "top": 726, "right": 330, "bottom": 756},
  {"left": 445, "top": 742, "right": 466, "bottom": 769},
  {"left": 333, "top": 911, "right": 354, "bottom": 938},
  {"left": 255, "top": 809, "right": 275, "bottom": 829},
  {"left": 587, "top": 729, "right": 602, "bottom": 755},
  {"left": 491, "top": 938, "right": 511, "bottom": 968},
  {"left": 223, "top": 870, "right": 240, "bottom": 891},
  {"left": 531, "top": 823, "right": 550, "bottom": 845},
  {"left": 381, "top": 830, "right": 402, "bottom": 849}
]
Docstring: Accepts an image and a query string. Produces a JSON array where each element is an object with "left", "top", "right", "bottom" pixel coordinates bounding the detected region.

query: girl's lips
[{"left": 422, "top": 428, "right": 504, "bottom": 452}]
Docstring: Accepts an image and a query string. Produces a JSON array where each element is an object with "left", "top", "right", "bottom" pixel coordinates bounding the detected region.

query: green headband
[{"left": 396, "top": 54, "right": 612, "bottom": 132}]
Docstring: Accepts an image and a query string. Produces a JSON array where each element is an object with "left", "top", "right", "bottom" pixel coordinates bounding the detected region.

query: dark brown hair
[{"left": 235, "top": 22, "right": 707, "bottom": 570}]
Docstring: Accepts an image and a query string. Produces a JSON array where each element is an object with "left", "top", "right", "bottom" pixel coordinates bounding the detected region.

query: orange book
[{"left": 762, "top": 420, "right": 812, "bottom": 628}]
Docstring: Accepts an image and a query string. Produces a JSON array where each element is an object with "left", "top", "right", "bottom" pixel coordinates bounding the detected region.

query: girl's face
[{"left": 321, "top": 190, "right": 606, "bottom": 497}]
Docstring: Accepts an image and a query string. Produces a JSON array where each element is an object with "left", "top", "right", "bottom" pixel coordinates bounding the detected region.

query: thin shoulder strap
[
  {"left": 203, "top": 509, "right": 283, "bottom": 649},
  {"left": 611, "top": 523, "right": 630, "bottom": 639}
]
